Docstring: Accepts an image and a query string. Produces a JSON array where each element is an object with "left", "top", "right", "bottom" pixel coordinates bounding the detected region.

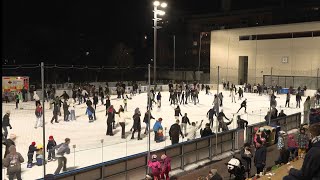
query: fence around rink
[
  {"left": 37, "top": 129, "right": 240, "bottom": 180},
  {"left": 245, "top": 112, "right": 301, "bottom": 144}
]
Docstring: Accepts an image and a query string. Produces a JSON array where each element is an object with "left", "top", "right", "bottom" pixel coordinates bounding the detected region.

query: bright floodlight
[
  {"left": 160, "top": 2, "right": 167, "bottom": 8},
  {"left": 153, "top": 1, "right": 160, "bottom": 6},
  {"left": 158, "top": 10, "right": 165, "bottom": 15}
]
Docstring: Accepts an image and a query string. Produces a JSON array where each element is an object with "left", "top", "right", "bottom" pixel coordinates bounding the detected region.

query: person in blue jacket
[{"left": 153, "top": 118, "right": 163, "bottom": 142}]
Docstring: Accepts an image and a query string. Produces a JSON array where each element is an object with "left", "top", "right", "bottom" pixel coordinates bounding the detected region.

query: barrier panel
[
  {"left": 38, "top": 129, "right": 237, "bottom": 180},
  {"left": 246, "top": 112, "right": 301, "bottom": 144}
]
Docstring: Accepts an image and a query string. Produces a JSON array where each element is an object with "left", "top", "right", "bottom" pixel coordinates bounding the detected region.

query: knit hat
[
  {"left": 31, "top": 142, "right": 36, "bottom": 146},
  {"left": 152, "top": 154, "right": 157, "bottom": 159},
  {"left": 49, "top": 136, "right": 54, "bottom": 140},
  {"left": 158, "top": 118, "right": 163, "bottom": 121},
  {"left": 161, "top": 154, "right": 167, "bottom": 160}
]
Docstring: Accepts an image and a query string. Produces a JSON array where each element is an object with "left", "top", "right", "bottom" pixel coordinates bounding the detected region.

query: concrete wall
[{"left": 210, "top": 22, "right": 320, "bottom": 85}]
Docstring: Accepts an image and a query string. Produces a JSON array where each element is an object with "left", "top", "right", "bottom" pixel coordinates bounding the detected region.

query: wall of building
[{"left": 210, "top": 22, "right": 320, "bottom": 85}]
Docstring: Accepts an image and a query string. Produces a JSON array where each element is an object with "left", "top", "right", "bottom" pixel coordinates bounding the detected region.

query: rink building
[{"left": 210, "top": 22, "right": 320, "bottom": 89}]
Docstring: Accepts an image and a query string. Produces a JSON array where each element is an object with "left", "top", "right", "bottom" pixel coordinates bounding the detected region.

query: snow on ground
[{"left": 1, "top": 89, "right": 305, "bottom": 179}]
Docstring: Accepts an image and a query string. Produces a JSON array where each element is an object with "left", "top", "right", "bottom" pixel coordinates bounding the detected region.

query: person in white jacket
[
  {"left": 118, "top": 108, "right": 130, "bottom": 139},
  {"left": 68, "top": 99, "right": 76, "bottom": 121},
  {"left": 230, "top": 87, "right": 236, "bottom": 103},
  {"left": 81, "top": 89, "right": 88, "bottom": 102},
  {"left": 186, "top": 120, "right": 203, "bottom": 141},
  {"left": 33, "top": 92, "right": 40, "bottom": 107}
]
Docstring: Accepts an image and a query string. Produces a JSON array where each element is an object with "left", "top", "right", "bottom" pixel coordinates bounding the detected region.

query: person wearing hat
[
  {"left": 3, "top": 145, "right": 24, "bottom": 180},
  {"left": 106, "top": 105, "right": 116, "bottom": 136},
  {"left": 160, "top": 154, "right": 171, "bottom": 180},
  {"left": 27, "top": 142, "right": 38, "bottom": 168},
  {"left": 200, "top": 123, "right": 214, "bottom": 138},
  {"left": 153, "top": 118, "right": 163, "bottom": 142},
  {"left": 147, "top": 154, "right": 161, "bottom": 180},
  {"left": 47, "top": 136, "right": 57, "bottom": 161},
  {"left": 284, "top": 122, "right": 320, "bottom": 180},
  {"left": 3, "top": 134, "right": 16, "bottom": 158},
  {"left": 2, "top": 110, "right": 12, "bottom": 140},
  {"left": 169, "top": 120, "right": 184, "bottom": 145}
]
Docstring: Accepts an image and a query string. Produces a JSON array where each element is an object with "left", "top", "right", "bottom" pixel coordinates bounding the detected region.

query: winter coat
[
  {"left": 118, "top": 112, "right": 129, "bottom": 123},
  {"left": 241, "top": 100, "right": 247, "bottom": 107},
  {"left": 86, "top": 107, "right": 94, "bottom": 116},
  {"left": 60, "top": 92, "right": 69, "bottom": 100},
  {"left": 2, "top": 114, "right": 11, "bottom": 127},
  {"left": 107, "top": 108, "right": 116, "bottom": 123},
  {"left": 47, "top": 140, "right": 57, "bottom": 151},
  {"left": 27, "top": 145, "right": 37, "bottom": 155},
  {"left": 207, "top": 109, "right": 216, "bottom": 119},
  {"left": 298, "top": 133, "right": 308, "bottom": 149},
  {"left": 174, "top": 108, "right": 182, "bottom": 117},
  {"left": 240, "top": 147, "right": 252, "bottom": 171},
  {"left": 286, "top": 140, "right": 320, "bottom": 180},
  {"left": 3, "top": 139, "right": 15, "bottom": 158},
  {"left": 181, "top": 116, "right": 190, "bottom": 124},
  {"left": 162, "top": 157, "right": 171, "bottom": 173},
  {"left": 153, "top": 121, "right": 163, "bottom": 132},
  {"left": 53, "top": 104, "right": 60, "bottom": 114},
  {"left": 93, "top": 96, "right": 98, "bottom": 104},
  {"left": 186, "top": 123, "right": 202, "bottom": 140},
  {"left": 148, "top": 160, "right": 161, "bottom": 176},
  {"left": 105, "top": 100, "right": 111, "bottom": 109},
  {"left": 132, "top": 113, "right": 141, "bottom": 130},
  {"left": 86, "top": 99, "right": 93, "bottom": 106},
  {"left": 33, "top": 93, "right": 40, "bottom": 101},
  {"left": 156, "top": 94, "right": 161, "bottom": 100},
  {"left": 35, "top": 106, "right": 43, "bottom": 117},
  {"left": 143, "top": 112, "right": 154, "bottom": 124},
  {"left": 287, "top": 134, "right": 298, "bottom": 148},
  {"left": 169, "top": 123, "right": 183, "bottom": 140},
  {"left": 3, "top": 152, "right": 24, "bottom": 174},
  {"left": 68, "top": 99, "right": 75, "bottom": 111},
  {"left": 200, "top": 128, "right": 214, "bottom": 137},
  {"left": 82, "top": 90, "right": 88, "bottom": 96},
  {"left": 55, "top": 143, "right": 70, "bottom": 157},
  {"left": 304, "top": 100, "right": 311, "bottom": 112},
  {"left": 254, "top": 145, "right": 267, "bottom": 168}
]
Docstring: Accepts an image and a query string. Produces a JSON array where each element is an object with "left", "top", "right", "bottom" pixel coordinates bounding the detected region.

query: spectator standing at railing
[
  {"left": 296, "top": 93, "right": 302, "bottom": 108},
  {"left": 200, "top": 123, "right": 214, "bottom": 138},
  {"left": 241, "top": 143, "right": 252, "bottom": 178},
  {"left": 310, "top": 95, "right": 316, "bottom": 109},
  {"left": 297, "top": 127, "right": 308, "bottom": 158}
]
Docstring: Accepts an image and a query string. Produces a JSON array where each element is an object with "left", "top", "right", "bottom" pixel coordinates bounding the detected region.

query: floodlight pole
[
  {"left": 153, "top": 6, "right": 158, "bottom": 85},
  {"left": 147, "top": 64, "right": 151, "bottom": 174},
  {"left": 41, "top": 62, "right": 46, "bottom": 177}
]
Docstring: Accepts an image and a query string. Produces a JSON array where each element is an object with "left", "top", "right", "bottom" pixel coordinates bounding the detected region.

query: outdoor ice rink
[{"left": 2, "top": 89, "right": 305, "bottom": 179}]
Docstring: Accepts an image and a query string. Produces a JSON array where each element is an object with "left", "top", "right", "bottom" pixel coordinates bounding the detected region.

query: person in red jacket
[
  {"left": 160, "top": 154, "right": 171, "bottom": 180},
  {"left": 287, "top": 134, "right": 298, "bottom": 160},
  {"left": 148, "top": 154, "right": 161, "bottom": 180}
]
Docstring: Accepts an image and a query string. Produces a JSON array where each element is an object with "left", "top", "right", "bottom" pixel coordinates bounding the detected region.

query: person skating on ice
[
  {"left": 237, "top": 99, "right": 247, "bottom": 113},
  {"left": 2, "top": 111, "right": 12, "bottom": 140},
  {"left": 186, "top": 120, "right": 203, "bottom": 141},
  {"left": 218, "top": 92, "right": 223, "bottom": 107},
  {"left": 131, "top": 108, "right": 142, "bottom": 140},
  {"left": 169, "top": 120, "right": 184, "bottom": 145},
  {"left": 34, "top": 103, "right": 43, "bottom": 128},
  {"left": 217, "top": 109, "right": 232, "bottom": 132},
  {"left": 104, "top": 96, "right": 111, "bottom": 116},
  {"left": 27, "top": 142, "right": 38, "bottom": 168},
  {"left": 143, "top": 110, "right": 155, "bottom": 134},
  {"left": 181, "top": 113, "right": 191, "bottom": 136},
  {"left": 174, "top": 105, "right": 183, "bottom": 120},
  {"left": 106, "top": 105, "right": 117, "bottom": 136},
  {"left": 207, "top": 108, "right": 217, "bottom": 128},
  {"left": 47, "top": 135, "right": 57, "bottom": 161},
  {"left": 156, "top": 92, "right": 162, "bottom": 108},
  {"left": 285, "top": 93, "right": 290, "bottom": 107}
]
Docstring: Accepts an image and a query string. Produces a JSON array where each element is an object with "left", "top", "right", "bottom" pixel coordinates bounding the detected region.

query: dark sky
[{"left": 1, "top": 0, "right": 225, "bottom": 65}]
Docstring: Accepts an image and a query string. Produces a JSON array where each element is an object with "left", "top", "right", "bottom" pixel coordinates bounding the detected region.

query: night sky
[{"left": 1, "top": 0, "right": 223, "bottom": 65}]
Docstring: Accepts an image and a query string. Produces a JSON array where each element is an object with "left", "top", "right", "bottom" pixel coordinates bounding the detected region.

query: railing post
[
  {"left": 209, "top": 137, "right": 212, "bottom": 160},
  {"left": 181, "top": 145, "right": 184, "bottom": 170}
]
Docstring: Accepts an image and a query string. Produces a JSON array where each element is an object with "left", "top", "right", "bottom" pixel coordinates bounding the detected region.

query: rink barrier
[
  {"left": 245, "top": 112, "right": 301, "bottom": 144},
  {"left": 37, "top": 129, "right": 239, "bottom": 180}
]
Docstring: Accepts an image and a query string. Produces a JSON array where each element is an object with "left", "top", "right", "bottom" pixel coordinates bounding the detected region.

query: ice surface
[{"left": 1, "top": 89, "right": 304, "bottom": 179}]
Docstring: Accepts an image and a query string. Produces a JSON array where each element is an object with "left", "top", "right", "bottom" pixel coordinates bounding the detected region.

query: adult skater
[
  {"left": 237, "top": 115, "right": 248, "bottom": 129},
  {"left": 174, "top": 106, "right": 183, "bottom": 120},
  {"left": 104, "top": 96, "right": 111, "bottom": 116},
  {"left": 237, "top": 99, "right": 247, "bottom": 113},
  {"left": 217, "top": 109, "right": 231, "bottom": 132},
  {"left": 50, "top": 102, "right": 60, "bottom": 124},
  {"left": 153, "top": 118, "right": 163, "bottom": 142},
  {"left": 238, "top": 87, "right": 244, "bottom": 100},
  {"left": 85, "top": 105, "right": 95, "bottom": 123},
  {"left": 2, "top": 111, "right": 12, "bottom": 140},
  {"left": 186, "top": 120, "right": 203, "bottom": 141},
  {"left": 230, "top": 87, "right": 236, "bottom": 103},
  {"left": 63, "top": 100, "right": 70, "bottom": 121},
  {"left": 181, "top": 113, "right": 191, "bottom": 136},
  {"left": 285, "top": 93, "right": 290, "bottom": 107},
  {"left": 34, "top": 103, "right": 43, "bottom": 128},
  {"left": 3, "top": 145, "right": 24, "bottom": 180},
  {"left": 54, "top": 138, "right": 71, "bottom": 175},
  {"left": 180, "top": 91, "right": 185, "bottom": 105},
  {"left": 156, "top": 92, "right": 162, "bottom": 108},
  {"left": 60, "top": 91, "right": 69, "bottom": 101},
  {"left": 68, "top": 99, "right": 76, "bottom": 121},
  {"left": 143, "top": 110, "right": 155, "bottom": 134},
  {"left": 131, "top": 108, "right": 142, "bottom": 140},
  {"left": 118, "top": 108, "right": 130, "bottom": 139},
  {"left": 93, "top": 93, "right": 98, "bottom": 110},
  {"left": 207, "top": 108, "right": 217, "bottom": 128},
  {"left": 212, "top": 94, "right": 219, "bottom": 113},
  {"left": 296, "top": 92, "right": 302, "bottom": 108},
  {"left": 169, "top": 120, "right": 184, "bottom": 145},
  {"left": 99, "top": 90, "right": 104, "bottom": 105},
  {"left": 106, "top": 105, "right": 116, "bottom": 136},
  {"left": 34, "top": 91, "right": 40, "bottom": 106},
  {"left": 3, "top": 134, "right": 16, "bottom": 158},
  {"left": 86, "top": 99, "right": 96, "bottom": 120},
  {"left": 218, "top": 92, "right": 223, "bottom": 107}
]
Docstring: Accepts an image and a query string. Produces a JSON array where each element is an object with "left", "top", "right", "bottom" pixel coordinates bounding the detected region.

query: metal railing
[{"left": 38, "top": 129, "right": 238, "bottom": 180}]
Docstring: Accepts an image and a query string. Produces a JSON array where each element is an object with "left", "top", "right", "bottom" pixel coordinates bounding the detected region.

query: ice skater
[
  {"left": 285, "top": 93, "right": 290, "bottom": 107},
  {"left": 237, "top": 99, "right": 247, "bottom": 113},
  {"left": 34, "top": 104, "right": 43, "bottom": 128},
  {"left": 217, "top": 110, "right": 232, "bottom": 132},
  {"left": 207, "top": 108, "right": 217, "bottom": 128}
]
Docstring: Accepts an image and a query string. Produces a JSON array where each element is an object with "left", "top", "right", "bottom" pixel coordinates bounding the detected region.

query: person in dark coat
[
  {"left": 86, "top": 99, "right": 96, "bottom": 120},
  {"left": 174, "top": 106, "right": 183, "bottom": 119},
  {"left": 217, "top": 110, "right": 231, "bottom": 132},
  {"left": 131, "top": 108, "right": 142, "bottom": 140},
  {"left": 278, "top": 110, "right": 287, "bottom": 118},
  {"left": 143, "top": 110, "right": 155, "bottom": 134},
  {"left": 3, "top": 134, "right": 16, "bottom": 158},
  {"left": 62, "top": 100, "right": 70, "bottom": 121},
  {"left": 254, "top": 138, "right": 267, "bottom": 175},
  {"left": 106, "top": 105, "right": 116, "bottom": 136},
  {"left": 296, "top": 93, "right": 302, "bottom": 108},
  {"left": 236, "top": 99, "right": 247, "bottom": 113},
  {"left": 2, "top": 111, "right": 12, "bottom": 140},
  {"left": 284, "top": 123, "right": 320, "bottom": 180},
  {"left": 207, "top": 108, "right": 216, "bottom": 128},
  {"left": 60, "top": 91, "right": 69, "bottom": 101},
  {"left": 99, "top": 91, "right": 104, "bottom": 105},
  {"left": 27, "top": 142, "right": 37, "bottom": 167},
  {"left": 93, "top": 93, "right": 98, "bottom": 109},
  {"left": 237, "top": 115, "right": 248, "bottom": 129},
  {"left": 169, "top": 120, "right": 184, "bottom": 145},
  {"left": 104, "top": 96, "right": 111, "bottom": 116},
  {"left": 50, "top": 102, "right": 60, "bottom": 124},
  {"left": 47, "top": 135, "right": 57, "bottom": 161},
  {"left": 200, "top": 123, "right": 214, "bottom": 138},
  {"left": 240, "top": 143, "right": 252, "bottom": 178}
]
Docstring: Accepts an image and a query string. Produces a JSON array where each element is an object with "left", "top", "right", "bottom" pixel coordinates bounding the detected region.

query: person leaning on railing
[{"left": 283, "top": 120, "right": 320, "bottom": 180}]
